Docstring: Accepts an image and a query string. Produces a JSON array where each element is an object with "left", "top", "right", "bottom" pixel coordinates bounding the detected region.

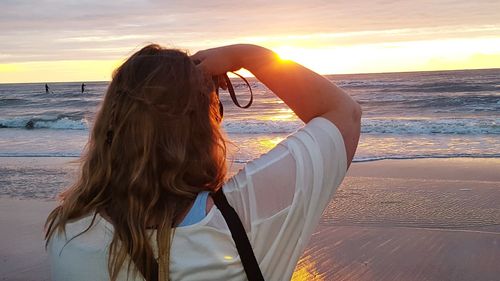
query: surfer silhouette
[
  {"left": 25, "top": 120, "right": 35, "bottom": 129},
  {"left": 81, "top": 83, "right": 86, "bottom": 94},
  {"left": 45, "top": 84, "right": 50, "bottom": 94}
]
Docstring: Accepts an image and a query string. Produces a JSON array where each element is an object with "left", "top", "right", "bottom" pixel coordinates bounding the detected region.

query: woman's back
[{"left": 49, "top": 117, "right": 348, "bottom": 280}]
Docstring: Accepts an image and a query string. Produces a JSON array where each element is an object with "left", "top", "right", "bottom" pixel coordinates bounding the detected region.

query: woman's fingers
[
  {"left": 191, "top": 46, "right": 238, "bottom": 76},
  {"left": 218, "top": 76, "right": 228, "bottom": 90},
  {"left": 191, "top": 50, "right": 218, "bottom": 74},
  {"left": 195, "top": 59, "right": 209, "bottom": 74},
  {"left": 190, "top": 50, "right": 206, "bottom": 64},
  {"left": 210, "top": 75, "right": 228, "bottom": 91}
]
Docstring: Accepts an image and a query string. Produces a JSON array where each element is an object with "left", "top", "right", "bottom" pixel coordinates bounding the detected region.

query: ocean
[{"left": 1, "top": 68, "right": 499, "bottom": 198}]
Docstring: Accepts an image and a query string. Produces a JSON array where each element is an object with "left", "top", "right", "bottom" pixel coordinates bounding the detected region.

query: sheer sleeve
[{"left": 222, "top": 117, "right": 348, "bottom": 280}]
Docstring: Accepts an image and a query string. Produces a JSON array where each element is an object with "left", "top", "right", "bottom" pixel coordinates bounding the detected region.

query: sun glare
[
  {"left": 275, "top": 46, "right": 299, "bottom": 61},
  {"left": 1, "top": 36, "right": 499, "bottom": 83},
  {"left": 270, "top": 36, "right": 500, "bottom": 75}
]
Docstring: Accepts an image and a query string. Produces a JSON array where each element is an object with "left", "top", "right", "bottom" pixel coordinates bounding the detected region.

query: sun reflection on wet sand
[{"left": 292, "top": 255, "right": 325, "bottom": 281}]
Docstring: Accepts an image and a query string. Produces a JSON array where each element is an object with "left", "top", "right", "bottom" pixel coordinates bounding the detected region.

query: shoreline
[
  {"left": 1, "top": 156, "right": 499, "bottom": 201},
  {"left": 1, "top": 157, "right": 499, "bottom": 280}
]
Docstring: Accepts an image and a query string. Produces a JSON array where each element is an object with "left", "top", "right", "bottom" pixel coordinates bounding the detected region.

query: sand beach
[{"left": 1, "top": 157, "right": 499, "bottom": 281}]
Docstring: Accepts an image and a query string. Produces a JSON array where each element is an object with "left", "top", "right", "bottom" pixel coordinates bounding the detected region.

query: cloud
[{"left": 1, "top": 0, "right": 500, "bottom": 63}]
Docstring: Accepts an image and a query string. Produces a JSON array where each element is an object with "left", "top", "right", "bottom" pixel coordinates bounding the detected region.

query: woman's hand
[{"left": 191, "top": 45, "right": 242, "bottom": 76}]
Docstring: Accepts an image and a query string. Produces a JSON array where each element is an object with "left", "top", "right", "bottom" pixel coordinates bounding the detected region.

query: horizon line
[{"left": 1, "top": 67, "right": 499, "bottom": 85}]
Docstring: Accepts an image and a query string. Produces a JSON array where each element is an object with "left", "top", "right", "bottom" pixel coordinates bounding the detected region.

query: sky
[{"left": 1, "top": 0, "right": 500, "bottom": 83}]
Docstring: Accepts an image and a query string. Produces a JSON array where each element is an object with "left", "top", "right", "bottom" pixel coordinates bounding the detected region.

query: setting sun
[{"left": 271, "top": 36, "right": 500, "bottom": 75}]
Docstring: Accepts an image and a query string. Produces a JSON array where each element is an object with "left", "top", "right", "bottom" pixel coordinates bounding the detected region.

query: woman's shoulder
[
  {"left": 48, "top": 213, "right": 112, "bottom": 281},
  {"left": 238, "top": 116, "right": 344, "bottom": 176},
  {"left": 50, "top": 212, "right": 112, "bottom": 247},
  {"left": 288, "top": 116, "right": 345, "bottom": 148}
]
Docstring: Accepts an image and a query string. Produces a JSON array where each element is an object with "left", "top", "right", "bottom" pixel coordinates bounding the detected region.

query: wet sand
[
  {"left": 293, "top": 225, "right": 500, "bottom": 281},
  {"left": 292, "top": 158, "right": 500, "bottom": 281},
  {"left": 0, "top": 157, "right": 499, "bottom": 280},
  {"left": 0, "top": 198, "right": 54, "bottom": 281}
]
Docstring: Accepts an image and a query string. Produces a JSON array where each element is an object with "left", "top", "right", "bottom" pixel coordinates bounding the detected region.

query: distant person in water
[
  {"left": 25, "top": 120, "right": 35, "bottom": 129},
  {"left": 81, "top": 83, "right": 86, "bottom": 94},
  {"left": 45, "top": 83, "right": 50, "bottom": 94}
]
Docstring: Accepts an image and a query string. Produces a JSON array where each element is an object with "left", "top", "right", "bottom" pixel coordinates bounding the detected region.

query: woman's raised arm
[{"left": 192, "top": 44, "right": 361, "bottom": 166}]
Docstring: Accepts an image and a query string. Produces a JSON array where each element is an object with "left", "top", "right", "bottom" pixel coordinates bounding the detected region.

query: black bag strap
[
  {"left": 212, "top": 188, "right": 265, "bottom": 281},
  {"left": 131, "top": 188, "right": 265, "bottom": 281},
  {"left": 145, "top": 259, "right": 158, "bottom": 281},
  {"left": 127, "top": 241, "right": 159, "bottom": 281},
  {"left": 123, "top": 221, "right": 158, "bottom": 281}
]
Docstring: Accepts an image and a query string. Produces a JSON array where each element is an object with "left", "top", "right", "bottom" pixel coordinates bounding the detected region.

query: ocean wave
[
  {"left": 362, "top": 118, "right": 499, "bottom": 135},
  {"left": 0, "top": 116, "right": 302, "bottom": 133},
  {"left": 337, "top": 75, "right": 499, "bottom": 93},
  {"left": 223, "top": 120, "right": 302, "bottom": 134},
  {"left": 359, "top": 94, "right": 500, "bottom": 113},
  {"left": 0, "top": 116, "right": 88, "bottom": 130},
  {"left": 0, "top": 152, "right": 81, "bottom": 157},
  {"left": 2, "top": 116, "right": 498, "bottom": 136},
  {"left": 0, "top": 98, "right": 27, "bottom": 106},
  {"left": 228, "top": 153, "right": 500, "bottom": 164}
]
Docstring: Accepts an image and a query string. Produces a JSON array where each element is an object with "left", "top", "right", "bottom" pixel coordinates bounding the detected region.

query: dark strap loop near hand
[
  {"left": 213, "top": 72, "right": 253, "bottom": 121},
  {"left": 223, "top": 72, "right": 253, "bottom": 109},
  {"left": 212, "top": 188, "right": 265, "bottom": 281}
]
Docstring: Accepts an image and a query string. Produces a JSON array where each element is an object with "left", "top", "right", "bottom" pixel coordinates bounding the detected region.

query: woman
[{"left": 45, "top": 43, "right": 361, "bottom": 281}]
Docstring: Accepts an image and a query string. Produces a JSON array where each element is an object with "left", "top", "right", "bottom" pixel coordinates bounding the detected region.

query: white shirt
[{"left": 49, "top": 117, "right": 347, "bottom": 281}]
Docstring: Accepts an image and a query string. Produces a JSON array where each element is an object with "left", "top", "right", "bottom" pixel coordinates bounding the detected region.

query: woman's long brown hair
[{"left": 45, "top": 44, "right": 227, "bottom": 280}]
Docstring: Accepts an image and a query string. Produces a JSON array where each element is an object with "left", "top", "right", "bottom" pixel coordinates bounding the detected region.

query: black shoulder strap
[
  {"left": 126, "top": 233, "right": 158, "bottom": 281},
  {"left": 132, "top": 188, "right": 265, "bottom": 281},
  {"left": 212, "top": 189, "right": 265, "bottom": 281},
  {"left": 127, "top": 243, "right": 158, "bottom": 281}
]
